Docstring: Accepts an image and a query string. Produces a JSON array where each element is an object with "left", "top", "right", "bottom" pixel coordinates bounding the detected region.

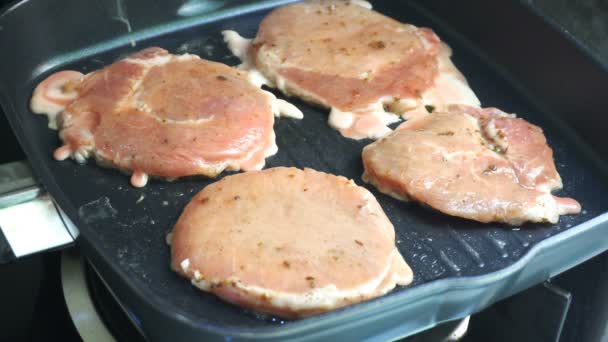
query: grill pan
[{"left": 1, "top": 0, "right": 608, "bottom": 340}]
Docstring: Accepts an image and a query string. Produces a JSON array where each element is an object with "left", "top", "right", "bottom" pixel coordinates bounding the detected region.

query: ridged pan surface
[{"left": 5, "top": 0, "right": 608, "bottom": 337}]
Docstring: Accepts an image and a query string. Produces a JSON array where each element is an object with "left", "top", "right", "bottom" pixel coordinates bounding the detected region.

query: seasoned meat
[
  {"left": 170, "top": 167, "right": 412, "bottom": 318},
  {"left": 223, "top": 0, "right": 479, "bottom": 139},
  {"left": 30, "top": 48, "right": 301, "bottom": 187},
  {"left": 362, "top": 105, "right": 581, "bottom": 224}
]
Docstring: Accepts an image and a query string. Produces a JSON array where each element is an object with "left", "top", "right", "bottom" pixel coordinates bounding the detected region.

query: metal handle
[{"left": 0, "top": 161, "right": 77, "bottom": 263}]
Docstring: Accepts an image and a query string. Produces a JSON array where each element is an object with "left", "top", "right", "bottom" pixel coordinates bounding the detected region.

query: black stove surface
[
  {"left": 84, "top": 260, "right": 146, "bottom": 342},
  {"left": 0, "top": 252, "right": 80, "bottom": 342},
  {"left": 0, "top": 249, "right": 145, "bottom": 342},
  {"left": 1, "top": 250, "right": 607, "bottom": 342}
]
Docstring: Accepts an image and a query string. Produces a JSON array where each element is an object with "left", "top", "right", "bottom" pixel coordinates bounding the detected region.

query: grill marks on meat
[
  {"left": 362, "top": 106, "right": 581, "bottom": 224},
  {"left": 170, "top": 167, "right": 412, "bottom": 318},
  {"left": 223, "top": 0, "right": 479, "bottom": 139},
  {"left": 31, "top": 48, "right": 301, "bottom": 187}
]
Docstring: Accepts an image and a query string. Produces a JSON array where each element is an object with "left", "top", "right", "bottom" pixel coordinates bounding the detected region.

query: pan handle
[{"left": 0, "top": 161, "right": 77, "bottom": 263}]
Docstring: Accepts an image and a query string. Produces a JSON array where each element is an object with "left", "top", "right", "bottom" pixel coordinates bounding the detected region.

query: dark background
[{"left": 532, "top": 0, "right": 608, "bottom": 65}]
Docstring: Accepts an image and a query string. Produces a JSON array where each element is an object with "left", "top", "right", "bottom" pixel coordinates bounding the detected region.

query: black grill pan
[{"left": 1, "top": 0, "right": 608, "bottom": 340}]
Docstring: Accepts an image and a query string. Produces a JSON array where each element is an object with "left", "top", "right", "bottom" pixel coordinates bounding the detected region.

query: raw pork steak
[
  {"left": 362, "top": 105, "right": 581, "bottom": 224},
  {"left": 31, "top": 48, "right": 301, "bottom": 187},
  {"left": 170, "top": 167, "right": 412, "bottom": 318},
  {"left": 223, "top": 0, "right": 479, "bottom": 139}
]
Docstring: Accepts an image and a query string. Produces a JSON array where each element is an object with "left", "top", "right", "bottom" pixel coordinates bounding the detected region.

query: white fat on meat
[
  {"left": 170, "top": 167, "right": 412, "bottom": 318},
  {"left": 415, "top": 43, "right": 480, "bottom": 116},
  {"left": 348, "top": 0, "right": 372, "bottom": 9},
  {"left": 224, "top": 29, "right": 402, "bottom": 139},
  {"left": 30, "top": 71, "right": 83, "bottom": 129},
  {"left": 362, "top": 106, "right": 581, "bottom": 224},
  {"left": 188, "top": 249, "right": 409, "bottom": 312},
  {"left": 222, "top": 30, "right": 253, "bottom": 64},
  {"left": 328, "top": 101, "right": 401, "bottom": 139},
  {"left": 222, "top": 2, "right": 481, "bottom": 140},
  {"left": 30, "top": 47, "right": 298, "bottom": 188},
  {"left": 222, "top": 30, "right": 303, "bottom": 120}
]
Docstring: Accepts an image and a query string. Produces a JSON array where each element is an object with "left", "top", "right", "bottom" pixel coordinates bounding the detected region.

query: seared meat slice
[
  {"left": 362, "top": 105, "right": 581, "bottom": 224},
  {"left": 170, "top": 167, "right": 412, "bottom": 318},
  {"left": 223, "top": 0, "right": 479, "bottom": 139},
  {"left": 30, "top": 48, "right": 301, "bottom": 187}
]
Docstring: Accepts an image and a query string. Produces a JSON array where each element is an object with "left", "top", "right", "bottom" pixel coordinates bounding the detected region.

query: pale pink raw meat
[
  {"left": 170, "top": 167, "right": 412, "bottom": 318},
  {"left": 30, "top": 48, "right": 278, "bottom": 187},
  {"left": 224, "top": 0, "right": 479, "bottom": 139},
  {"left": 362, "top": 105, "right": 581, "bottom": 224}
]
